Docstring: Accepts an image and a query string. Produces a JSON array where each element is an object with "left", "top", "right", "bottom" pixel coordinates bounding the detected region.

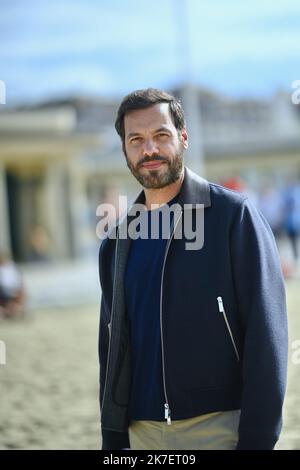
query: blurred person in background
[
  {"left": 221, "top": 174, "right": 246, "bottom": 193},
  {"left": 99, "top": 88, "right": 288, "bottom": 450},
  {"left": 221, "top": 174, "right": 259, "bottom": 207},
  {"left": 0, "top": 253, "right": 26, "bottom": 319},
  {"left": 28, "top": 225, "right": 52, "bottom": 263},
  {"left": 258, "top": 185, "right": 284, "bottom": 242},
  {"left": 283, "top": 178, "right": 300, "bottom": 265}
]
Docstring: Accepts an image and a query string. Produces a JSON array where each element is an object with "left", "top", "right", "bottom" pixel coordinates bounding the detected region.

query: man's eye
[
  {"left": 157, "top": 133, "right": 169, "bottom": 138},
  {"left": 130, "top": 137, "right": 141, "bottom": 143}
]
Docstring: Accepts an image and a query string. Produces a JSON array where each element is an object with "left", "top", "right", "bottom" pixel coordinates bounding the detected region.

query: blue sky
[{"left": 1, "top": 0, "right": 300, "bottom": 104}]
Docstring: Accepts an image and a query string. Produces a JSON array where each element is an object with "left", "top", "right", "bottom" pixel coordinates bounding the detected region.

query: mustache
[{"left": 138, "top": 156, "right": 168, "bottom": 168}]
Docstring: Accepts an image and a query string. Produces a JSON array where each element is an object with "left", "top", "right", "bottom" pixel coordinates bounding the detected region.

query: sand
[{"left": 0, "top": 280, "right": 299, "bottom": 449}]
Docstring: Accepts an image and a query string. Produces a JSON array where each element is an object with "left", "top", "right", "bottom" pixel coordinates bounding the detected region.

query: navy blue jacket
[{"left": 98, "top": 167, "right": 288, "bottom": 450}]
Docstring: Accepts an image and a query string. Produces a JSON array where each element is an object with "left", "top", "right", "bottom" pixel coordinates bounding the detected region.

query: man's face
[{"left": 123, "top": 103, "right": 188, "bottom": 189}]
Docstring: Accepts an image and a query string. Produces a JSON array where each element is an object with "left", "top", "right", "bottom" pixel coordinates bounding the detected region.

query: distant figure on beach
[
  {"left": 0, "top": 253, "right": 26, "bottom": 319},
  {"left": 283, "top": 179, "right": 300, "bottom": 262},
  {"left": 258, "top": 186, "right": 284, "bottom": 241},
  {"left": 28, "top": 225, "right": 52, "bottom": 262}
]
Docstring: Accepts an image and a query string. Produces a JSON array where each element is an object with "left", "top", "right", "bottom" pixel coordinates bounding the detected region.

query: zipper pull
[
  {"left": 164, "top": 403, "right": 172, "bottom": 425},
  {"left": 217, "top": 296, "right": 224, "bottom": 313}
]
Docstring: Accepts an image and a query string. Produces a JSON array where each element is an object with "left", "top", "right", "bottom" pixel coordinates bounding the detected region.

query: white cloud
[{"left": 1, "top": 0, "right": 300, "bottom": 101}]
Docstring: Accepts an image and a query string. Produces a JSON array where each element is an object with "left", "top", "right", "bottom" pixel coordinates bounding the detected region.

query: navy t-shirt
[{"left": 125, "top": 193, "right": 179, "bottom": 421}]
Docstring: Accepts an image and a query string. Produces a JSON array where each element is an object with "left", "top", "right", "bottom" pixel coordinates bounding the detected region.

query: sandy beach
[{"left": 0, "top": 280, "right": 299, "bottom": 450}]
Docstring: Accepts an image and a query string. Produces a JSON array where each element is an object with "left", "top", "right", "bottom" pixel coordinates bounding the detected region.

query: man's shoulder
[
  {"left": 208, "top": 182, "right": 269, "bottom": 232},
  {"left": 183, "top": 167, "right": 246, "bottom": 211},
  {"left": 207, "top": 181, "right": 247, "bottom": 216},
  {"left": 209, "top": 181, "right": 246, "bottom": 203}
]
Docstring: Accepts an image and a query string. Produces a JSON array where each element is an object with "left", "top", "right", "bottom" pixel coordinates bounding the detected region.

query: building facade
[{"left": 0, "top": 88, "right": 299, "bottom": 263}]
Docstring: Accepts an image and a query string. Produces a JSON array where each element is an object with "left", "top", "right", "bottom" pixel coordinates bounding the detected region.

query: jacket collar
[
  {"left": 115, "top": 166, "right": 211, "bottom": 230},
  {"left": 176, "top": 166, "right": 211, "bottom": 208}
]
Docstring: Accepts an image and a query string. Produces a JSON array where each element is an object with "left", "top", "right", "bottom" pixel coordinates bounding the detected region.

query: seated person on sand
[{"left": 0, "top": 254, "right": 26, "bottom": 319}]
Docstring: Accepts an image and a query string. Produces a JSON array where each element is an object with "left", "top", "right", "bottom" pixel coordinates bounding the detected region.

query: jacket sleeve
[
  {"left": 230, "top": 198, "right": 288, "bottom": 450},
  {"left": 98, "top": 244, "right": 130, "bottom": 450}
]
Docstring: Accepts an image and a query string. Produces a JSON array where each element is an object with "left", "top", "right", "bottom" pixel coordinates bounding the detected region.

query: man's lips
[{"left": 141, "top": 161, "right": 166, "bottom": 169}]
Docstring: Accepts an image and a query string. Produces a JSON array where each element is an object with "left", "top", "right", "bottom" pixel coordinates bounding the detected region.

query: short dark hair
[{"left": 115, "top": 88, "right": 185, "bottom": 143}]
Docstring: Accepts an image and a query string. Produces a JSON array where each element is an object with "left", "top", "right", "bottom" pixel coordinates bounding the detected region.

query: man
[{"left": 98, "top": 88, "right": 288, "bottom": 450}]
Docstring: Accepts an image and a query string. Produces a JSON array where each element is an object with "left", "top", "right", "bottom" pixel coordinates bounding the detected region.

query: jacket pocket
[{"left": 217, "top": 296, "right": 240, "bottom": 362}]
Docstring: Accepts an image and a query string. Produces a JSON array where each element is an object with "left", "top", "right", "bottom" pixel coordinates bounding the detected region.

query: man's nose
[{"left": 142, "top": 138, "right": 159, "bottom": 157}]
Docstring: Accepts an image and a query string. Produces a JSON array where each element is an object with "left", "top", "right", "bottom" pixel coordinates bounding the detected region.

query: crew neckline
[{"left": 145, "top": 191, "right": 180, "bottom": 212}]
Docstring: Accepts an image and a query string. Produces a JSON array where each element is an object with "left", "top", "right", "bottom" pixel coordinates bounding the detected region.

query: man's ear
[{"left": 181, "top": 128, "right": 188, "bottom": 149}]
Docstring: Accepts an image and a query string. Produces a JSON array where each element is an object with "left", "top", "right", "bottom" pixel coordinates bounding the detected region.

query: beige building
[{"left": 0, "top": 100, "right": 131, "bottom": 262}]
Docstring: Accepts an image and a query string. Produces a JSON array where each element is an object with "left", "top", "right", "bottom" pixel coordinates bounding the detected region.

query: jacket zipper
[
  {"left": 101, "top": 229, "right": 119, "bottom": 410},
  {"left": 160, "top": 210, "right": 183, "bottom": 425},
  {"left": 217, "top": 296, "right": 240, "bottom": 362}
]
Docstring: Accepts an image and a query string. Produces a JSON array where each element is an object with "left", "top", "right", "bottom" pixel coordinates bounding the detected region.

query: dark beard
[{"left": 125, "top": 148, "right": 184, "bottom": 189}]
